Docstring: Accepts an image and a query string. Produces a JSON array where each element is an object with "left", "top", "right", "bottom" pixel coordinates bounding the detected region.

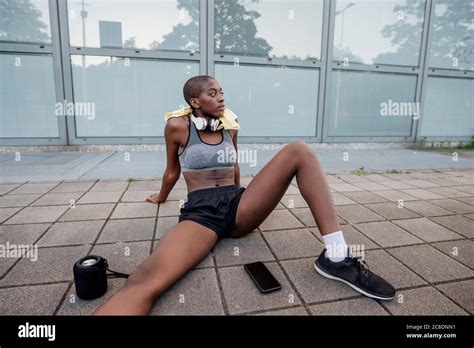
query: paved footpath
[{"left": 0, "top": 169, "right": 473, "bottom": 315}]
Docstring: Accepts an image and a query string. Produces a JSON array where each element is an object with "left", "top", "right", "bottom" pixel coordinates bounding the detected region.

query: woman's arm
[
  {"left": 231, "top": 120, "right": 240, "bottom": 188},
  {"left": 151, "top": 119, "right": 182, "bottom": 203}
]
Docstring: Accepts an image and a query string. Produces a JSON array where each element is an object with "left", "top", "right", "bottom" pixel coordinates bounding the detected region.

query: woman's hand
[{"left": 145, "top": 192, "right": 167, "bottom": 204}]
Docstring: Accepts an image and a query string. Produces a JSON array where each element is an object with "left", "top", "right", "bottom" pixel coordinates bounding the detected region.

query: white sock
[{"left": 322, "top": 230, "right": 348, "bottom": 262}]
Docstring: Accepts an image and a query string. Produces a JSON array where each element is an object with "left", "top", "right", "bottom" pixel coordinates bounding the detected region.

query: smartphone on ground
[{"left": 244, "top": 261, "right": 282, "bottom": 293}]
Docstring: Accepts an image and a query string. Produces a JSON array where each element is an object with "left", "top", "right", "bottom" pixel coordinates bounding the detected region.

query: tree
[
  {"left": 155, "top": 0, "right": 272, "bottom": 56},
  {"left": 375, "top": 0, "right": 473, "bottom": 68},
  {"left": 0, "top": 0, "right": 50, "bottom": 43}
]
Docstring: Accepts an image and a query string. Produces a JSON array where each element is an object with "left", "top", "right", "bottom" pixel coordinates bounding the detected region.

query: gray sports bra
[{"left": 178, "top": 116, "right": 237, "bottom": 172}]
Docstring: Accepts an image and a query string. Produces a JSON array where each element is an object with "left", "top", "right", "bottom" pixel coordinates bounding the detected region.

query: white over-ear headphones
[{"left": 190, "top": 113, "right": 221, "bottom": 132}]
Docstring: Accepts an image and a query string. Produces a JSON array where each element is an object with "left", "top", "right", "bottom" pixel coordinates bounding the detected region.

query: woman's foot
[{"left": 314, "top": 248, "right": 396, "bottom": 301}]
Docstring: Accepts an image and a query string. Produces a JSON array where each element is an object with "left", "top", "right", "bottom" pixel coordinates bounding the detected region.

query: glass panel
[
  {"left": 67, "top": 0, "right": 200, "bottom": 52},
  {"left": 333, "top": 0, "right": 426, "bottom": 67},
  {"left": 215, "top": 63, "right": 319, "bottom": 136},
  {"left": 428, "top": 0, "right": 474, "bottom": 71},
  {"left": 215, "top": 0, "right": 324, "bottom": 61},
  {"left": 0, "top": 0, "right": 51, "bottom": 44},
  {"left": 71, "top": 55, "right": 199, "bottom": 137},
  {"left": 0, "top": 53, "right": 58, "bottom": 137},
  {"left": 421, "top": 77, "right": 474, "bottom": 137},
  {"left": 328, "top": 70, "right": 416, "bottom": 137}
]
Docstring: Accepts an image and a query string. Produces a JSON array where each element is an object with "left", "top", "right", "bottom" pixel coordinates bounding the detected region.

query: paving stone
[
  {"left": 383, "top": 286, "right": 467, "bottom": 315},
  {"left": 5, "top": 206, "right": 69, "bottom": 224},
  {"left": 336, "top": 174, "right": 370, "bottom": 183},
  {"left": 309, "top": 297, "right": 388, "bottom": 316},
  {"left": 326, "top": 176, "right": 345, "bottom": 184},
  {"left": 330, "top": 183, "right": 363, "bottom": 192},
  {"left": 452, "top": 185, "right": 474, "bottom": 195},
  {"left": 127, "top": 180, "right": 162, "bottom": 191},
  {"left": 402, "top": 200, "right": 454, "bottom": 217},
  {"left": 281, "top": 258, "right": 360, "bottom": 303},
  {"left": 336, "top": 205, "right": 384, "bottom": 224},
  {"left": 111, "top": 203, "right": 157, "bottom": 219},
  {"left": 98, "top": 218, "right": 155, "bottom": 243},
  {"left": 0, "top": 283, "right": 70, "bottom": 315},
  {"left": 362, "top": 249, "right": 427, "bottom": 289},
  {"left": 60, "top": 204, "right": 114, "bottom": 221},
  {"left": 373, "top": 190, "right": 419, "bottom": 202},
  {"left": 430, "top": 215, "right": 474, "bottom": 238},
  {"left": 32, "top": 192, "right": 83, "bottom": 206},
  {"left": 376, "top": 181, "right": 416, "bottom": 190},
  {"left": 37, "top": 220, "right": 105, "bottom": 247},
  {"left": 393, "top": 218, "right": 463, "bottom": 242},
  {"left": 0, "top": 184, "right": 22, "bottom": 195},
  {"left": 400, "top": 179, "right": 439, "bottom": 188},
  {"left": 121, "top": 190, "right": 154, "bottom": 202},
  {"left": 10, "top": 182, "right": 59, "bottom": 195},
  {"left": 77, "top": 191, "right": 122, "bottom": 204},
  {"left": 427, "top": 187, "right": 471, "bottom": 199},
  {"left": 330, "top": 193, "right": 357, "bottom": 206},
  {"left": 57, "top": 278, "right": 126, "bottom": 315},
  {"left": 353, "top": 182, "right": 391, "bottom": 191},
  {"left": 281, "top": 194, "right": 308, "bottom": 208},
  {"left": 387, "top": 244, "right": 473, "bottom": 283},
  {"left": 456, "top": 196, "right": 474, "bottom": 206},
  {"left": 262, "top": 228, "right": 323, "bottom": 260},
  {"left": 426, "top": 178, "right": 467, "bottom": 187},
  {"left": 0, "top": 194, "right": 42, "bottom": 208},
  {"left": 150, "top": 268, "right": 224, "bottom": 315},
  {"left": 432, "top": 240, "right": 474, "bottom": 269},
  {"left": 90, "top": 241, "right": 152, "bottom": 275},
  {"left": 259, "top": 210, "right": 304, "bottom": 231},
  {"left": 219, "top": 262, "right": 300, "bottom": 315},
  {"left": 338, "top": 224, "right": 380, "bottom": 250},
  {"left": 364, "top": 202, "right": 421, "bottom": 220},
  {"left": 364, "top": 174, "right": 393, "bottom": 183},
  {"left": 341, "top": 191, "right": 389, "bottom": 204},
  {"left": 436, "top": 280, "right": 474, "bottom": 314},
  {"left": 252, "top": 306, "right": 308, "bottom": 316},
  {"left": 354, "top": 221, "right": 423, "bottom": 248},
  {"left": 157, "top": 201, "right": 182, "bottom": 217},
  {"left": 429, "top": 199, "right": 474, "bottom": 214},
  {"left": 0, "top": 245, "right": 90, "bottom": 286},
  {"left": 214, "top": 232, "right": 274, "bottom": 266},
  {"left": 51, "top": 181, "right": 95, "bottom": 193},
  {"left": 399, "top": 189, "right": 446, "bottom": 200},
  {"left": 90, "top": 181, "right": 128, "bottom": 192},
  {"left": 155, "top": 216, "right": 179, "bottom": 239},
  {"left": 0, "top": 223, "right": 50, "bottom": 245},
  {"left": 0, "top": 207, "right": 21, "bottom": 223}
]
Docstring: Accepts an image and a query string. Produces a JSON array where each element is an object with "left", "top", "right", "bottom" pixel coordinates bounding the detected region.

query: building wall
[{"left": 0, "top": 0, "right": 472, "bottom": 145}]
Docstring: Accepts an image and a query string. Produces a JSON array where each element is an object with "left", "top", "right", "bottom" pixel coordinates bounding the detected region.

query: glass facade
[{"left": 0, "top": 0, "right": 472, "bottom": 145}]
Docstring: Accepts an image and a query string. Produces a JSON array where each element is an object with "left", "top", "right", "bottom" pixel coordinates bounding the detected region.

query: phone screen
[{"left": 244, "top": 262, "right": 281, "bottom": 293}]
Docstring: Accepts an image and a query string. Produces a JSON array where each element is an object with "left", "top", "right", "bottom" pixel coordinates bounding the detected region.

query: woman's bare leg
[
  {"left": 93, "top": 220, "right": 218, "bottom": 315},
  {"left": 229, "top": 140, "right": 339, "bottom": 238}
]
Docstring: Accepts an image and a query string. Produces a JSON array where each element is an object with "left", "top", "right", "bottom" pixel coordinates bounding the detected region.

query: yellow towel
[{"left": 164, "top": 106, "right": 240, "bottom": 130}]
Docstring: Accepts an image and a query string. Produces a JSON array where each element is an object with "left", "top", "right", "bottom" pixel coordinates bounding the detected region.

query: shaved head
[{"left": 183, "top": 75, "right": 215, "bottom": 109}]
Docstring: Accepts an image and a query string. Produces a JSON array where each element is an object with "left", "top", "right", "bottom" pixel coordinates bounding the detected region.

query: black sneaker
[{"left": 314, "top": 248, "right": 396, "bottom": 300}]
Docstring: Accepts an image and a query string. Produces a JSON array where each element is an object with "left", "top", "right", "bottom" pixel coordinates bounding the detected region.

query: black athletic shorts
[{"left": 178, "top": 184, "right": 246, "bottom": 240}]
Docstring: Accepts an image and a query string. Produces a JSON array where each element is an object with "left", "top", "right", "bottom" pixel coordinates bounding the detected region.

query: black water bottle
[{"left": 73, "top": 255, "right": 108, "bottom": 300}]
